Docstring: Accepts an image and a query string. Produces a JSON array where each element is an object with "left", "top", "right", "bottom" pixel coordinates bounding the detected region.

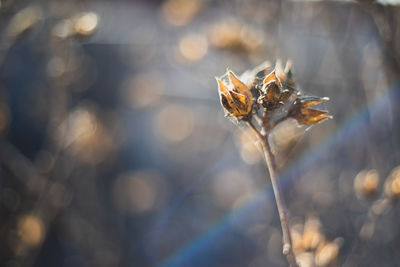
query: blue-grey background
[{"left": 1, "top": 0, "right": 400, "bottom": 266}]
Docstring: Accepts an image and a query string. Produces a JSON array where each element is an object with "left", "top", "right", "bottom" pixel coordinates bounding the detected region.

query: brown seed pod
[
  {"left": 217, "top": 71, "right": 253, "bottom": 119},
  {"left": 288, "top": 96, "right": 332, "bottom": 126}
]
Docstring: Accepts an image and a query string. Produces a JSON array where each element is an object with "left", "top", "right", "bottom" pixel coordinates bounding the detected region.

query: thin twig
[
  {"left": 247, "top": 120, "right": 299, "bottom": 267},
  {"left": 247, "top": 119, "right": 263, "bottom": 141}
]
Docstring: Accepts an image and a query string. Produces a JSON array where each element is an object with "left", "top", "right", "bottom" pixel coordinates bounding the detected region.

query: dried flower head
[
  {"left": 288, "top": 96, "right": 331, "bottom": 126},
  {"left": 217, "top": 61, "right": 332, "bottom": 128},
  {"left": 217, "top": 71, "right": 253, "bottom": 119},
  {"left": 258, "top": 69, "right": 282, "bottom": 108}
]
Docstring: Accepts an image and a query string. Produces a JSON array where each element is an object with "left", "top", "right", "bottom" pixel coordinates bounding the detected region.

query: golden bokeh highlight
[
  {"left": 211, "top": 170, "right": 255, "bottom": 210},
  {"left": 177, "top": 34, "right": 208, "bottom": 63},
  {"left": 73, "top": 12, "right": 99, "bottom": 36},
  {"left": 52, "top": 19, "right": 73, "bottom": 39},
  {"left": 302, "top": 217, "right": 323, "bottom": 251},
  {"left": 17, "top": 215, "right": 44, "bottom": 247},
  {"left": 208, "top": 19, "right": 263, "bottom": 53},
  {"left": 290, "top": 216, "right": 342, "bottom": 266},
  {"left": 384, "top": 166, "right": 400, "bottom": 199},
  {"left": 315, "top": 241, "right": 340, "bottom": 266},
  {"left": 291, "top": 226, "right": 304, "bottom": 254},
  {"left": 296, "top": 252, "right": 315, "bottom": 267},
  {"left": 121, "top": 73, "right": 164, "bottom": 108},
  {"left": 390, "top": 176, "right": 400, "bottom": 197},
  {"left": 58, "top": 107, "right": 98, "bottom": 146},
  {"left": 57, "top": 106, "right": 115, "bottom": 164},
  {"left": 7, "top": 5, "right": 42, "bottom": 39},
  {"left": 354, "top": 169, "right": 380, "bottom": 197},
  {"left": 155, "top": 105, "right": 194, "bottom": 143},
  {"left": 291, "top": 217, "right": 324, "bottom": 253},
  {"left": 161, "top": 0, "right": 204, "bottom": 26},
  {"left": 112, "top": 170, "right": 167, "bottom": 214}
]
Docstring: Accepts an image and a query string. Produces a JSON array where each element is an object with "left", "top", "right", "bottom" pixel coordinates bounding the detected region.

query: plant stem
[{"left": 247, "top": 121, "right": 299, "bottom": 267}]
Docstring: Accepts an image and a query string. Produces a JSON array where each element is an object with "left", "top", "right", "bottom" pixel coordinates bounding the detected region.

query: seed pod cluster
[{"left": 217, "top": 61, "right": 332, "bottom": 127}]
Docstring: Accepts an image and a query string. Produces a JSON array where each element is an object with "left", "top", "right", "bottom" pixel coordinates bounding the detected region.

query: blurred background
[{"left": 0, "top": 0, "right": 400, "bottom": 266}]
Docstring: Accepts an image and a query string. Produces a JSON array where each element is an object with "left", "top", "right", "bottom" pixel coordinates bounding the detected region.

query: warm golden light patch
[
  {"left": 385, "top": 166, "right": 400, "bottom": 199},
  {"left": 354, "top": 169, "right": 380, "bottom": 197},
  {"left": 161, "top": 0, "right": 204, "bottom": 26},
  {"left": 178, "top": 34, "right": 208, "bottom": 63},
  {"left": 155, "top": 105, "right": 194, "bottom": 143},
  {"left": 17, "top": 215, "right": 44, "bottom": 246},
  {"left": 73, "top": 12, "right": 98, "bottom": 36},
  {"left": 315, "top": 242, "right": 339, "bottom": 266},
  {"left": 7, "top": 5, "right": 42, "bottom": 39},
  {"left": 122, "top": 73, "right": 164, "bottom": 108},
  {"left": 211, "top": 170, "right": 255, "bottom": 210},
  {"left": 112, "top": 170, "right": 167, "bottom": 214}
]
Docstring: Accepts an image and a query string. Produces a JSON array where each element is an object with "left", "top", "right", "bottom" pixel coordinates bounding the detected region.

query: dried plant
[
  {"left": 216, "top": 61, "right": 332, "bottom": 267},
  {"left": 354, "top": 166, "right": 400, "bottom": 241}
]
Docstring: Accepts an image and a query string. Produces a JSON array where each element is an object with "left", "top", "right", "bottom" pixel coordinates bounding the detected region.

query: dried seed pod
[
  {"left": 288, "top": 96, "right": 332, "bottom": 126},
  {"left": 279, "top": 88, "right": 295, "bottom": 103},
  {"left": 259, "top": 81, "right": 281, "bottom": 108},
  {"left": 300, "top": 96, "right": 330, "bottom": 108},
  {"left": 257, "top": 69, "right": 285, "bottom": 109},
  {"left": 263, "top": 69, "right": 282, "bottom": 88},
  {"left": 228, "top": 71, "right": 252, "bottom": 99},
  {"left": 217, "top": 71, "right": 253, "bottom": 118}
]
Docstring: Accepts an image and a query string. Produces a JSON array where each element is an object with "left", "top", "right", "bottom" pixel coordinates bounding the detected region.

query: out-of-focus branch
[
  {"left": 356, "top": 0, "right": 400, "bottom": 82},
  {"left": 0, "top": 140, "right": 45, "bottom": 191}
]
